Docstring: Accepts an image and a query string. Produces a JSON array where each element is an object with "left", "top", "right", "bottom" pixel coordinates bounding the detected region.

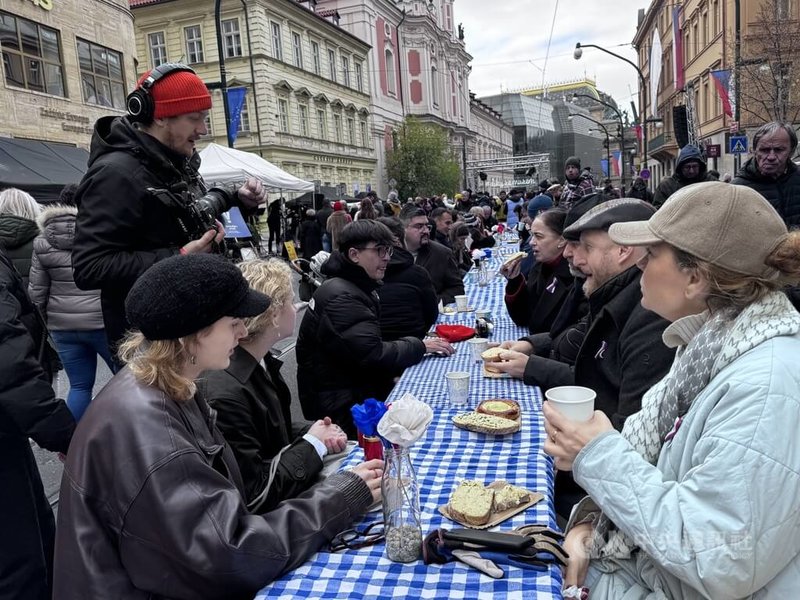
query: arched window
[{"left": 385, "top": 48, "right": 396, "bottom": 95}]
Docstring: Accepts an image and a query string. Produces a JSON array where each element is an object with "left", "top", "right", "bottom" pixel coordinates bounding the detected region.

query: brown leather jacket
[{"left": 53, "top": 368, "right": 372, "bottom": 600}]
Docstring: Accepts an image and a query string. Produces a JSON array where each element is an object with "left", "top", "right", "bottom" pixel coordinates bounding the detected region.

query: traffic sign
[
  {"left": 730, "top": 121, "right": 739, "bottom": 133},
  {"left": 640, "top": 168, "right": 651, "bottom": 180},
  {"left": 706, "top": 144, "right": 721, "bottom": 158},
  {"left": 729, "top": 136, "right": 748, "bottom": 154}
]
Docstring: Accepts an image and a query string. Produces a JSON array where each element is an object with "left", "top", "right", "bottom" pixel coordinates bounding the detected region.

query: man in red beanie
[{"left": 73, "top": 64, "right": 268, "bottom": 357}]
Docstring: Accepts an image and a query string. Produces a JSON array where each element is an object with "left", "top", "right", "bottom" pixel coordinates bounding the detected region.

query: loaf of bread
[
  {"left": 453, "top": 412, "right": 520, "bottom": 434},
  {"left": 477, "top": 399, "right": 520, "bottom": 420},
  {"left": 447, "top": 480, "right": 495, "bottom": 526},
  {"left": 490, "top": 481, "right": 532, "bottom": 512}
]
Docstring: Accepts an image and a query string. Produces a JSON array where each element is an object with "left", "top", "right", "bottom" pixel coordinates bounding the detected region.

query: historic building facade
[
  {"left": 0, "top": 0, "right": 136, "bottom": 145},
  {"left": 131, "top": 0, "right": 377, "bottom": 195},
  {"left": 318, "top": 0, "right": 475, "bottom": 196},
  {"left": 631, "top": 0, "right": 796, "bottom": 184}
]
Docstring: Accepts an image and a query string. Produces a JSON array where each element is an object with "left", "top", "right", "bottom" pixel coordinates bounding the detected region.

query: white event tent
[{"left": 198, "top": 143, "right": 314, "bottom": 199}]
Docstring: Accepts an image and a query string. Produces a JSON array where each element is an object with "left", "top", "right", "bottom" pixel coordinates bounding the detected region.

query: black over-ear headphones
[{"left": 126, "top": 63, "right": 197, "bottom": 124}]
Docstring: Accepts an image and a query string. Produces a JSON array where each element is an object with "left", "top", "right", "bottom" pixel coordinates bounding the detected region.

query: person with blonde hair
[
  {"left": 0, "top": 187, "right": 42, "bottom": 286},
  {"left": 54, "top": 253, "right": 382, "bottom": 599},
  {"left": 201, "top": 259, "right": 348, "bottom": 512},
  {"left": 546, "top": 182, "right": 800, "bottom": 598}
]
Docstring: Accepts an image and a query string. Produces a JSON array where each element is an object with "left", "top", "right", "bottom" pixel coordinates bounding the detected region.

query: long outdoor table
[{"left": 257, "top": 240, "right": 562, "bottom": 599}]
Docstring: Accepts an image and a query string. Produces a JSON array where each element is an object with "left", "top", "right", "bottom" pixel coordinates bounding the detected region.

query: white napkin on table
[{"left": 377, "top": 393, "right": 434, "bottom": 447}]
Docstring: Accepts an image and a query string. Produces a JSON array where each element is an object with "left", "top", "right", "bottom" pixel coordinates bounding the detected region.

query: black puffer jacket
[
  {"left": 379, "top": 246, "right": 438, "bottom": 341},
  {"left": 414, "top": 240, "right": 465, "bottom": 304},
  {"left": 504, "top": 256, "right": 575, "bottom": 334},
  {"left": 73, "top": 116, "right": 236, "bottom": 350},
  {"left": 0, "top": 248, "right": 74, "bottom": 600},
  {"left": 0, "top": 214, "right": 39, "bottom": 288},
  {"left": 653, "top": 145, "right": 716, "bottom": 208},
  {"left": 733, "top": 156, "right": 800, "bottom": 228},
  {"left": 296, "top": 252, "right": 426, "bottom": 437}
]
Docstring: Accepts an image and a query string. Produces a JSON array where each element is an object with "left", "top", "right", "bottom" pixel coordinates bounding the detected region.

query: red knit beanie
[{"left": 136, "top": 69, "right": 212, "bottom": 119}]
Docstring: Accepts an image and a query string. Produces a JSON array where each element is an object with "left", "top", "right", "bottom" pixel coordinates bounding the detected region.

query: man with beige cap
[{"left": 544, "top": 182, "right": 800, "bottom": 598}]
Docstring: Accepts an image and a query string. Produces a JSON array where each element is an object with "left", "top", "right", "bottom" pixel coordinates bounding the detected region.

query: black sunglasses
[{"left": 329, "top": 521, "right": 385, "bottom": 552}]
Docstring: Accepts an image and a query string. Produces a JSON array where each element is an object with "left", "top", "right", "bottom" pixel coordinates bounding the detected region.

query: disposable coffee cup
[
  {"left": 445, "top": 371, "right": 471, "bottom": 405},
  {"left": 475, "top": 309, "right": 490, "bottom": 320},
  {"left": 454, "top": 295, "right": 469, "bottom": 311},
  {"left": 544, "top": 386, "right": 596, "bottom": 422},
  {"left": 467, "top": 338, "right": 489, "bottom": 362}
]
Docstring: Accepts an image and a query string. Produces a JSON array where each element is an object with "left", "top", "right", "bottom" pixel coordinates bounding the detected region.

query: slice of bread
[
  {"left": 490, "top": 481, "right": 532, "bottom": 512},
  {"left": 481, "top": 347, "right": 506, "bottom": 373},
  {"left": 480, "top": 347, "right": 505, "bottom": 362},
  {"left": 503, "top": 251, "right": 527, "bottom": 266},
  {"left": 477, "top": 399, "right": 520, "bottom": 420},
  {"left": 453, "top": 412, "right": 521, "bottom": 435},
  {"left": 447, "top": 481, "right": 494, "bottom": 526}
]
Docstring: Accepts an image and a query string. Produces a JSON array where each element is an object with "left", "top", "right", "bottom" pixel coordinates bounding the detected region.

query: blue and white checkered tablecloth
[{"left": 257, "top": 238, "right": 562, "bottom": 600}]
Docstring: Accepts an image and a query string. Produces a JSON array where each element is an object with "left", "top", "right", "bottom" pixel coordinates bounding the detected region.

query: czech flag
[{"left": 710, "top": 70, "right": 733, "bottom": 117}]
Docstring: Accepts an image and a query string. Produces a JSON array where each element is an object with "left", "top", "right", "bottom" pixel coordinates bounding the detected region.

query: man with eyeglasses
[
  {"left": 296, "top": 220, "right": 451, "bottom": 437},
  {"left": 400, "top": 206, "right": 465, "bottom": 305},
  {"left": 652, "top": 144, "right": 714, "bottom": 208}
]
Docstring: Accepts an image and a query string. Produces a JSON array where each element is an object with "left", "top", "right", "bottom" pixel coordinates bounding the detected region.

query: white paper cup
[
  {"left": 454, "top": 295, "right": 468, "bottom": 311},
  {"left": 445, "top": 371, "right": 471, "bottom": 405},
  {"left": 467, "top": 338, "right": 489, "bottom": 362},
  {"left": 475, "top": 309, "right": 490, "bottom": 320},
  {"left": 545, "top": 386, "right": 596, "bottom": 422}
]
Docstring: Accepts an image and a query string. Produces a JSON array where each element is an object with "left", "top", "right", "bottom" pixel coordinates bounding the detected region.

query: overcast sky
[{"left": 457, "top": 0, "right": 652, "bottom": 117}]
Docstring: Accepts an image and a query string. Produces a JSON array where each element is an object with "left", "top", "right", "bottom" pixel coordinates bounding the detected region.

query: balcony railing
[{"left": 649, "top": 131, "right": 674, "bottom": 151}]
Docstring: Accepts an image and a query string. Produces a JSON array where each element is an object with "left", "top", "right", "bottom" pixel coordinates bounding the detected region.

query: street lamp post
[
  {"left": 574, "top": 42, "right": 647, "bottom": 182},
  {"left": 569, "top": 113, "right": 614, "bottom": 181},
  {"left": 215, "top": 0, "right": 233, "bottom": 148},
  {"left": 572, "top": 93, "right": 626, "bottom": 187}
]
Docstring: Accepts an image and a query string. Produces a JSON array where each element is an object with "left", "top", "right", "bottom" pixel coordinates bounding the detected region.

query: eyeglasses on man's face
[
  {"left": 328, "top": 521, "right": 385, "bottom": 552},
  {"left": 355, "top": 245, "right": 394, "bottom": 258}
]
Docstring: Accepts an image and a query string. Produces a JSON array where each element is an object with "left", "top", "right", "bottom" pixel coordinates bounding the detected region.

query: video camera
[{"left": 148, "top": 183, "right": 235, "bottom": 242}]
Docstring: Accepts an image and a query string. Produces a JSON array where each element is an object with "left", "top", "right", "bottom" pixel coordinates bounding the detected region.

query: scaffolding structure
[{"left": 464, "top": 152, "right": 551, "bottom": 190}]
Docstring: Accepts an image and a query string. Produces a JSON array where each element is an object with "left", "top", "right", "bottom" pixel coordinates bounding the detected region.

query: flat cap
[{"left": 563, "top": 197, "right": 656, "bottom": 242}]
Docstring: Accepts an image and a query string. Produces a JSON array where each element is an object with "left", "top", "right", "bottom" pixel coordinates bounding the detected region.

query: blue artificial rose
[{"left": 350, "top": 398, "right": 388, "bottom": 436}]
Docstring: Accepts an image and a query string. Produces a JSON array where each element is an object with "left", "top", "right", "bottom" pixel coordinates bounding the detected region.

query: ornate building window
[{"left": 184, "top": 25, "right": 204, "bottom": 64}]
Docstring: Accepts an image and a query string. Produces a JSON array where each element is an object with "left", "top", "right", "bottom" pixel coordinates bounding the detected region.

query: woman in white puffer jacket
[{"left": 545, "top": 182, "right": 800, "bottom": 599}]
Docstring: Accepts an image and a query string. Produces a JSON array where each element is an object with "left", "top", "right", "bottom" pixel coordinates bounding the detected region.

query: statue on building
[{"left": 457, "top": 23, "right": 464, "bottom": 41}]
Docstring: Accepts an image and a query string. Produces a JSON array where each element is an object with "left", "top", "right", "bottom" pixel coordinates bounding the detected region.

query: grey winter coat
[{"left": 28, "top": 206, "right": 104, "bottom": 331}]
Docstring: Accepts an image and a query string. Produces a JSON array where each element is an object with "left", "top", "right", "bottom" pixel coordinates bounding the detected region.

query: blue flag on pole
[{"left": 226, "top": 87, "right": 247, "bottom": 146}]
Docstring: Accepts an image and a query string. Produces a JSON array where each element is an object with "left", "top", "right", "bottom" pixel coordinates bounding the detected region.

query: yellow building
[
  {"left": 633, "top": 0, "right": 800, "bottom": 183},
  {"left": 0, "top": 0, "right": 136, "bottom": 145},
  {"left": 131, "top": 0, "right": 377, "bottom": 196}
]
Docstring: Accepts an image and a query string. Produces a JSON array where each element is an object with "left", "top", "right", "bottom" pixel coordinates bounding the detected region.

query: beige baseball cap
[{"left": 608, "top": 181, "right": 787, "bottom": 278}]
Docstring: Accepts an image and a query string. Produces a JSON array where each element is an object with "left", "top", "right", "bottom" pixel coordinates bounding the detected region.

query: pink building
[{"left": 315, "top": 0, "right": 474, "bottom": 196}]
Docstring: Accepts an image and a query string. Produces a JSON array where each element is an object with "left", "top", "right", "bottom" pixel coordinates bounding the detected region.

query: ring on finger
[{"left": 551, "top": 429, "right": 559, "bottom": 445}]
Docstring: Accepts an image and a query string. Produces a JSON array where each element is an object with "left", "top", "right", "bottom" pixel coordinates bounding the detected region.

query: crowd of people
[{"left": 2, "top": 61, "right": 800, "bottom": 600}]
